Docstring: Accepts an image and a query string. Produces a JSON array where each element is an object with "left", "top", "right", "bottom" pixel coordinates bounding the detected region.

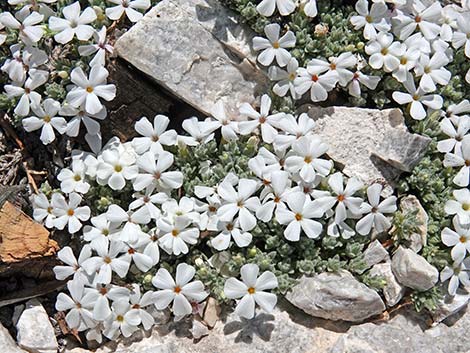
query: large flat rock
[
  {"left": 114, "top": 0, "right": 268, "bottom": 116},
  {"left": 304, "top": 106, "right": 431, "bottom": 193}
]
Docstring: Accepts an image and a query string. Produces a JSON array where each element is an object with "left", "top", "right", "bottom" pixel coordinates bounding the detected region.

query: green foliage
[{"left": 410, "top": 287, "right": 443, "bottom": 313}]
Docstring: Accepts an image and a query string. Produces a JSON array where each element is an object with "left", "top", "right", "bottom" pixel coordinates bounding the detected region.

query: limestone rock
[
  {"left": 115, "top": 0, "right": 268, "bottom": 116},
  {"left": 398, "top": 195, "right": 428, "bottom": 252},
  {"left": 0, "top": 322, "right": 27, "bottom": 353},
  {"left": 16, "top": 299, "right": 58, "bottom": 353},
  {"left": 305, "top": 106, "right": 431, "bottom": 194},
  {"left": 285, "top": 271, "right": 385, "bottom": 322},
  {"left": 363, "top": 240, "right": 390, "bottom": 268},
  {"left": 370, "top": 263, "right": 405, "bottom": 307},
  {"left": 432, "top": 291, "right": 470, "bottom": 324},
  {"left": 391, "top": 246, "right": 438, "bottom": 291}
]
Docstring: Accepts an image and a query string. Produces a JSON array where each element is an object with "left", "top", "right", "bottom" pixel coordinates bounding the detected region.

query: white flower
[
  {"left": 253, "top": 23, "right": 296, "bottom": 67},
  {"left": 78, "top": 27, "right": 114, "bottom": 67},
  {"left": 129, "top": 188, "right": 167, "bottom": 219},
  {"left": 53, "top": 245, "right": 92, "bottom": 284},
  {"left": 121, "top": 243, "right": 153, "bottom": 273},
  {"left": 83, "top": 213, "right": 121, "bottom": 245},
  {"left": 392, "top": 77, "right": 443, "bottom": 120},
  {"left": 444, "top": 99, "right": 470, "bottom": 125},
  {"left": 48, "top": 2, "right": 97, "bottom": 44},
  {"left": 84, "top": 284, "right": 131, "bottom": 322},
  {"left": 22, "top": 98, "right": 66, "bottom": 144},
  {"left": 302, "top": 0, "right": 317, "bottom": 18},
  {"left": 294, "top": 68, "right": 339, "bottom": 102},
  {"left": 0, "top": 11, "right": 44, "bottom": 45},
  {"left": 106, "top": 0, "right": 151, "bottom": 23},
  {"left": 56, "top": 280, "right": 96, "bottom": 331},
  {"left": 217, "top": 179, "right": 260, "bottom": 232},
  {"left": 132, "top": 115, "right": 177, "bottom": 154},
  {"left": 82, "top": 238, "right": 130, "bottom": 284},
  {"left": 453, "top": 12, "right": 470, "bottom": 58},
  {"left": 141, "top": 228, "right": 161, "bottom": 266},
  {"left": 256, "top": 170, "right": 291, "bottom": 222},
  {"left": 103, "top": 299, "right": 141, "bottom": 339},
  {"left": 4, "top": 69, "right": 48, "bottom": 117},
  {"left": 1, "top": 44, "right": 48, "bottom": 83},
  {"left": 32, "top": 192, "right": 55, "bottom": 228},
  {"left": 162, "top": 197, "right": 200, "bottom": 223},
  {"left": 355, "top": 184, "right": 397, "bottom": 235},
  {"left": 443, "top": 136, "right": 470, "bottom": 187},
  {"left": 437, "top": 117, "right": 470, "bottom": 154},
  {"left": 445, "top": 188, "right": 470, "bottom": 223},
  {"left": 365, "top": 32, "right": 405, "bottom": 72},
  {"left": 274, "top": 113, "right": 316, "bottom": 150},
  {"left": 158, "top": 216, "right": 199, "bottom": 256},
  {"left": 313, "top": 172, "right": 364, "bottom": 225},
  {"left": 350, "top": 0, "right": 391, "bottom": 40},
  {"left": 394, "top": 1, "right": 442, "bottom": 40},
  {"left": 96, "top": 147, "right": 138, "bottom": 190},
  {"left": 179, "top": 117, "right": 218, "bottom": 146},
  {"left": 440, "top": 259, "right": 470, "bottom": 296},
  {"left": 285, "top": 135, "right": 332, "bottom": 182},
  {"left": 414, "top": 52, "right": 451, "bottom": 92},
  {"left": 211, "top": 218, "right": 252, "bottom": 251},
  {"left": 238, "top": 94, "right": 284, "bottom": 143},
  {"left": 105, "top": 204, "right": 150, "bottom": 243},
  {"left": 392, "top": 47, "right": 420, "bottom": 83},
  {"left": 52, "top": 192, "right": 91, "bottom": 233},
  {"left": 276, "top": 191, "right": 323, "bottom": 241},
  {"left": 60, "top": 103, "right": 106, "bottom": 138},
  {"left": 58, "top": 159, "right": 90, "bottom": 194},
  {"left": 442, "top": 216, "right": 470, "bottom": 263},
  {"left": 152, "top": 263, "right": 208, "bottom": 317},
  {"left": 209, "top": 101, "right": 239, "bottom": 141},
  {"left": 128, "top": 284, "right": 155, "bottom": 330},
  {"left": 66, "top": 66, "right": 116, "bottom": 115},
  {"left": 133, "top": 151, "right": 183, "bottom": 191},
  {"left": 348, "top": 70, "right": 380, "bottom": 98},
  {"left": 224, "top": 263, "right": 278, "bottom": 319},
  {"left": 269, "top": 57, "right": 299, "bottom": 99},
  {"left": 256, "top": 0, "right": 296, "bottom": 17}
]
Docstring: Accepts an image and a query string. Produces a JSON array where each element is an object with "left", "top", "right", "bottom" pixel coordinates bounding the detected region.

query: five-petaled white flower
[
  {"left": 152, "top": 263, "right": 208, "bottom": 317},
  {"left": 440, "top": 259, "right": 470, "bottom": 296},
  {"left": 78, "top": 26, "right": 114, "bottom": 67},
  {"left": 52, "top": 192, "right": 91, "bottom": 234},
  {"left": 443, "top": 136, "right": 470, "bottom": 187},
  {"left": 445, "top": 188, "right": 470, "bottom": 223},
  {"left": 66, "top": 66, "right": 116, "bottom": 115},
  {"left": 0, "top": 11, "right": 44, "bottom": 44},
  {"left": 350, "top": 0, "right": 391, "bottom": 40},
  {"left": 256, "top": 0, "right": 296, "bottom": 17},
  {"left": 365, "top": 32, "right": 405, "bottom": 72},
  {"left": 106, "top": 0, "right": 151, "bottom": 23},
  {"left": 48, "top": 1, "right": 97, "bottom": 44},
  {"left": 253, "top": 23, "right": 296, "bottom": 67},
  {"left": 224, "top": 264, "right": 278, "bottom": 319},
  {"left": 133, "top": 115, "right": 177, "bottom": 154},
  {"left": 442, "top": 216, "right": 470, "bottom": 263}
]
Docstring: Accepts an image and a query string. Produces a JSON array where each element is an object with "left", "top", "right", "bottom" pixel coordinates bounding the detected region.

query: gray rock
[
  {"left": 285, "top": 271, "right": 385, "bottom": 322},
  {"left": 16, "top": 299, "right": 58, "bottom": 353},
  {"left": 305, "top": 106, "right": 431, "bottom": 195},
  {"left": 115, "top": 0, "right": 268, "bottom": 116},
  {"left": 0, "top": 322, "right": 27, "bottom": 353},
  {"left": 391, "top": 246, "right": 438, "bottom": 291},
  {"left": 363, "top": 240, "right": 390, "bottom": 268},
  {"left": 370, "top": 263, "right": 405, "bottom": 307},
  {"left": 432, "top": 290, "right": 470, "bottom": 324},
  {"left": 398, "top": 195, "right": 428, "bottom": 252}
]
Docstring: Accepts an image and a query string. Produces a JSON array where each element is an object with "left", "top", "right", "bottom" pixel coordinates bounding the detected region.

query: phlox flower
[
  {"left": 152, "top": 263, "right": 208, "bottom": 317},
  {"left": 0, "top": 11, "right": 44, "bottom": 45},
  {"left": 133, "top": 151, "right": 183, "bottom": 191},
  {"left": 256, "top": 0, "right": 296, "bottom": 17},
  {"left": 158, "top": 216, "right": 199, "bottom": 256},
  {"left": 54, "top": 245, "right": 92, "bottom": 284},
  {"left": 52, "top": 192, "right": 91, "bottom": 233},
  {"left": 414, "top": 52, "right": 451, "bottom": 92},
  {"left": 208, "top": 101, "right": 239, "bottom": 141},
  {"left": 224, "top": 264, "right": 278, "bottom": 319},
  {"left": 294, "top": 67, "right": 339, "bottom": 102},
  {"left": 84, "top": 284, "right": 130, "bottom": 322},
  {"left": 217, "top": 178, "right": 261, "bottom": 232},
  {"left": 1, "top": 44, "right": 48, "bottom": 83},
  {"left": 350, "top": 0, "right": 391, "bottom": 40},
  {"left": 253, "top": 23, "right": 296, "bottom": 67},
  {"left": 32, "top": 192, "right": 55, "bottom": 228},
  {"left": 438, "top": 118, "right": 470, "bottom": 154},
  {"left": 96, "top": 146, "right": 139, "bottom": 190},
  {"left": 443, "top": 136, "right": 470, "bottom": 187},
  {"left": 445, "top": 188, "right": 470, "bottom": 224},
  {"left": 78, "top": 27, "right": 114, "bottom": 67},
  {"left": 276, "top": 191, "right": 323, "bottom": 241},
  {"left": 273, "top": 113, "right": 316, "bottom": 150},
  {"left": 128, "top": 284, "right": 155, "bottom": 330},
  {"left": 393, "top": 1, "right": 442, "bottom": 40},
  {"left": 238, "top": 94, "right": 285, "bottom": 143},
  {"left": 132, "top": 115, "right": 177, "bottom": 155},
  {"left": 285, "top": 135, "right": 333, "bottom": 183},
  {"left": 256, "top": 170, "right": 291, "bottom": 222},
  {"left": 57, "top": 159, "right": 90, "bottom": 194},
  {"left": 269, "top": 57, "right": 299, "bottom": 99},
  {"left": 83, "top": 213, "right": 121, "bottom": 246},
  {"left": 442, "top": 216, "right": 470, "bottom": 263},
  {"left": 211, "top": 218, "right": 253, "bottom": 251},
  {"left": 103, "top": 299, "right": 140, "bottom": 339},
  {"left": 440, "top": 259, "right": 470, "bottom": 296},
  {"left": 106, "top": 0, "right": 151, "bottom": 23},
  {"left": 66, "top": 66, "right": 116, "bottom": 115},
  {"left": 355, "top": 183, "right": 397, "bottom": 235},
  {"left": 348, "top": 70, "right": 381, "bottom": 98},
  {"left": 365, "top": 32, "right": 406, "bottom": 72},
  {"left": 105, "top": 203, "right": 150, "bottom": 243},
  {"left": 48, "top": 1, "right": 97, "bottom": 44}
]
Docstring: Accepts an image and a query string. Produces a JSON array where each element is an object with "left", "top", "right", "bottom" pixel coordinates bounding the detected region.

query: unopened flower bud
[{"left": 58, "top": 70, "right": 69, "bottom": 79}]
